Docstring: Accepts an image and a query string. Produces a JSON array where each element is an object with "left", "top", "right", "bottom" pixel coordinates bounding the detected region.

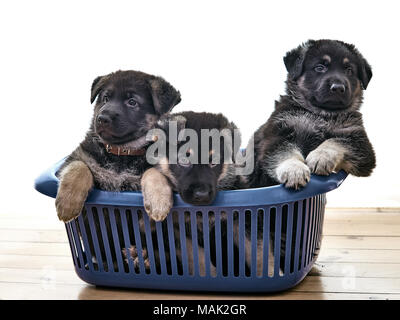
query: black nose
[
  {"left": 330, "top": 83, "right": 346, "bottom": 94},
  {"left": 191, "top": 185, "right": 213, "bottom": 203},
  {"left": 97, "top": 114, "right": 112, "bottom": 125}
]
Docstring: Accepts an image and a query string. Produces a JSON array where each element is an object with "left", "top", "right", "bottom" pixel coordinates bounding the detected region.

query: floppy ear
[
  {"left": 90, "top": 75, "right": 109, "bottom": 103},
  {"left": 343, "top": 43, "right": 372, "bottom": 90},
  {"left": 358, "top": 58, "right": 372, "bottom": 90},
  {"left": 283, "top": 41, "right": 313, "bottom": 81},
  {"left": 149, "top": 77, "right": 181, "bottom": 115}
]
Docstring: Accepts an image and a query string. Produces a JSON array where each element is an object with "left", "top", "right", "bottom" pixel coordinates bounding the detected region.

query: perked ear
[
  {"left": 149, "top": 76, "right": 181, "bottom": 115},
  {"left": 283, "top": 41, "right": 312, "bottom": 80},
  {"left": 90, "top": 75, "right": 109, "bottom": 103}
]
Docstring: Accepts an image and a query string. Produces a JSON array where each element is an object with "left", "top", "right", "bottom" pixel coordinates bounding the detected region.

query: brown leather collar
[{"left": 104, "top": 144, "right": 146, "bottom": 156}]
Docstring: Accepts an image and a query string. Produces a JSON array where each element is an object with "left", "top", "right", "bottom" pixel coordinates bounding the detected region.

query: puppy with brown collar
[{"left": 55, "top": 70, "right": 181, "bottom": 222}]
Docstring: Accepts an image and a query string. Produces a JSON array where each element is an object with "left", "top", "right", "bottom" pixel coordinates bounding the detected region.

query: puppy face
[
  {"left": 284, "top": 40, "right": 372, "bottom": 111},
  {"left": 90, "top": 70, "right": 181, "bottom": 145},
  {"left": 158, "top": 112, "right": 237, "bottom": 206}
]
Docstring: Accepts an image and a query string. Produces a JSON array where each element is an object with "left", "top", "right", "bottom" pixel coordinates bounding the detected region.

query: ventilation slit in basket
[
  {"left": 76, "top": 210, "right": 92, "bottom": 270},
  {"left": 220, "top": 211, "right": 229, "bottom": 277},
  {"left": 149, "top": 218, "right": 162, "bottom": 275},
  {"left": 184, "top": 211, "right": 194, "bottom": 276},
  {"left": 256, "top": 209, "right": 264, "bottom": 277},
  {"left": 71, "top": 218, "right": 85, "bottom": 269},
  {"left": 279, "top": 204, "right": 288, "bottom": 275},
  {"left": 80, "top": 208, "right": 98, "bottom": 271},
  {"left": 189, "top": 210, "right": 200, "bottom": 276},
  {"left": 65, "top": 223, "right": 79, "bottom": 268},
  {"left": 283, "top": 204, "right": 294, "bottom": 276},
  {"left": 136, "top": 210, "right": 150, "bottom": 274},
  {"left": 212, "top": 211, "right": 223, "bottom": 277},
  {"left": 208, "top": 211, "right": 217, "bottom": 277},
  {"left": 98, "top": 207, "right": 115, "bottom": 272},
  {"left": 172, "top": 211, "right": 183, "bottom": 275},
  {"left": 232, "top": 210, "right": 240, "bottom": 277},
  {"left": 262, "top": 208, "right": 271, "bottom": 277},
  {"left": 269, "top": 207, "right": 276, "bottom": 277},
  {"left": 161, "top": 220, "right": 172, "bottom": 275},
  {"left": 107, "top": 209, "right": 124, "bottom": 273},
  {"left": 290, "top": 201, "right": 299, "bottom": 274},
  {"left": 244, "top": 209, "right": 252, "bottom": 277},
  {"left": 113, "top": 209, "right": 129, "bottom": 273},
  {"left": 166, "top": 212, "right": 178, "bottom": 275},
  {"left": 196, "top": 211, "right": 205, "bottom": 277}
]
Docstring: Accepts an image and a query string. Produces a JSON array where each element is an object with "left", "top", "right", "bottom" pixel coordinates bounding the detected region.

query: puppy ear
[
  {"left": 90, "top": 75, "right": 109, "bottom": 103},
  {"left": 358, "top": 58, "right": 372, "bottom": 90},
  {"left": 342, "top": 42, "right": 372, "bottom": 90},
  {"left": 283, "top": 41, "right": 313, "bottom": 81},
  {"left": 149, "top": 77, "right": 181, "bottom": 115}
]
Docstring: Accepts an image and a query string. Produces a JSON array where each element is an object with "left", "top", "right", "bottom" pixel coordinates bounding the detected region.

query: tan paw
[
  {"left": 276, "top": 158, "right": 310, "bottom": 190},
  {"left": 143, "top": 189, "right": 172, "bottom": 222},
  {"left": 55, "top": 184, "right": 87, "bottom": 222},
  {"left": 306, "top": 148, "right": 340, "bottom": 175}
]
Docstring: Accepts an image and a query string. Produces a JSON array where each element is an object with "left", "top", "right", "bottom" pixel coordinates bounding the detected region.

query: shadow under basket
[{"left": 35, "top": 159, "right": 347, "bottom": 292}]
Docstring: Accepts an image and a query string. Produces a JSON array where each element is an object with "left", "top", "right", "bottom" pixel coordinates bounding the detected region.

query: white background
[{"left": 1, "top": 0, "right": 399, "bottom": 218}]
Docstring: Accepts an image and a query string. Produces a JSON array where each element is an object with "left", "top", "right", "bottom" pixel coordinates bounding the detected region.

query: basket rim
[{"left": 34, "top": 158, "right": 347, "bottom": 207}]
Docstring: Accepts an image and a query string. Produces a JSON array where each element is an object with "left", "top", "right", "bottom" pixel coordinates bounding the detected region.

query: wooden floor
[{"left": 1, "top": 208, "right": 400, "bottom": 300}]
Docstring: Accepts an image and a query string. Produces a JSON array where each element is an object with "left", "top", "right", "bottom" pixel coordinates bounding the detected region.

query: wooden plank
[
  {"left": 0, "top": 254, "right": 74, "bottom": 270},
  {"left": 0, "top": 281, "right": 399, "bottom": 300},
  {"left": 294, "top": 275, "right": 400, "bottom": 294},
  {"left": 0, "top": 242, "right": 71, "bottom": 256},
  {"left": 310, "top": 262, "right": 400, "bottom": 278},
  {"left": 318, "top": 248, "right": 400, "bottom": 264},
  {"left": 0, "top": 229, "right": 68, "bottom": 243},
  {"left": 322, "top": 236, "right": 400, "bottom": 250},
  {"left": 322, "top": 222, "right": 400, "bottom": 236}
]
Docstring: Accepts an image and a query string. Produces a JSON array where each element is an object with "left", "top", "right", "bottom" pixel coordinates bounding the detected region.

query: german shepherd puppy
[
  {"left": 126, "top": 111, "right": 246, "bottom": 275},
  {"left": 55, "top": 70, "right": 181, "bottom": 222},
  {"left": 248, "top": 39, "right": 376, "bottom": 272},
  {"left": 248, "top": 39, "right": 376, "bottom": 189}
]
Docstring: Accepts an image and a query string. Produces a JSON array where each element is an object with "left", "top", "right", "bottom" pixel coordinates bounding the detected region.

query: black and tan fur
[
  {"left": 56, "top": 70, "right": 181, "bottom": 222},
  {"left": 248, "top": 39, "right": 376, "bottom": 189},
  {"left": 248, "top": 39, "right": 376, "bottom": 272}
]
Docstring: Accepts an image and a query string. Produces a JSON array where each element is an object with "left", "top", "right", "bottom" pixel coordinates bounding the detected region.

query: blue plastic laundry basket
[{"left": 35, "top": 159, "right": 347, "bottom": 292}]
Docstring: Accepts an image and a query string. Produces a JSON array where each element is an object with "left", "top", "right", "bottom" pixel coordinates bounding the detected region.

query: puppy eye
[
  {"left": 346, "top": 67, "right": 353, "bottom": 76},
  {"left": 103, "top": 95, "right": 109, "bottom": 103},
  {"left": 178, "top": 157, "right": 192, "bottom": 168},
  {"left": 314, "top": 64, "right": 327, "bottom": 73},
  {"left": 128, "top": 98, "right": 138, "bottom": 108}
]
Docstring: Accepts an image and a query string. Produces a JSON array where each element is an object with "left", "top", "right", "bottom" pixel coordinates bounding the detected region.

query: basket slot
[
  {"left": 214, "top": 211, "right": 223, "bottom": 277},
  {"left": 178, "top": 210, "right": 189, "bottom": 275},
  {"left": 189, "top": 210, "right": 200, "bottom": 276},
  {"left": 307, "top": 197, "right": 317, "bottom": 265},
  {"left": 142, "top": 212, "right": 157, "bottom": 274},
  {"left": 250, "top": 209, "right": 257, "bottom": 277},
  {"left": 85, "top": 207, "right": 106, "bottom": 272},
  {"left": 155, "top": 221, "right": 167, "bottom": 275},
  {"left": 238, "top": 209, "right": 246, "bottom": 277},
  {"left": 273, "top": 206, "right": 282, "bottom": 277},
  {"left": 304, "top": 198, "right": 314, "bottom": 267},
  {"left": 70, "top": 219, "right": 85, "bottom": 269},
  {"left": 130, "top": 210, "right": 146, "bottom": 274},
  {"left": 183, "top": 211, "right": 194, "bottom": 276},
  {"left": 76, "top": 213, "right": 94, "bottom": 270},
  {"left": 262, "top": 208, "right": 271, "bottom": 277},
  {"left": 300, "top": 199, "right": 310, "bottom": 269},
  {"left": 227, "top": 210, "right": 234, "bottom": 277},
  {"left": 201, "top": 210, "right": 212, "bottom": 277},
  {"left": 107, "top": 209, "right": 125, "bottom": 273},
  {"left": 283, "top": 203, "right": 294, "bottom": 275},
  {"left": 119, "top": 209, "right": 136, "bottom": 273},
  {"left": 166, "top": 212, "right": 178, "bottom": 275},
  {"left": 292, "top": 200, "right": 303, "bottom": 273},
  {"left": 97, "top": 208, "right": 114, "bottom": 272},
  {"left": 65, "top": 223, "right": 78, "bottom": 268}
]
